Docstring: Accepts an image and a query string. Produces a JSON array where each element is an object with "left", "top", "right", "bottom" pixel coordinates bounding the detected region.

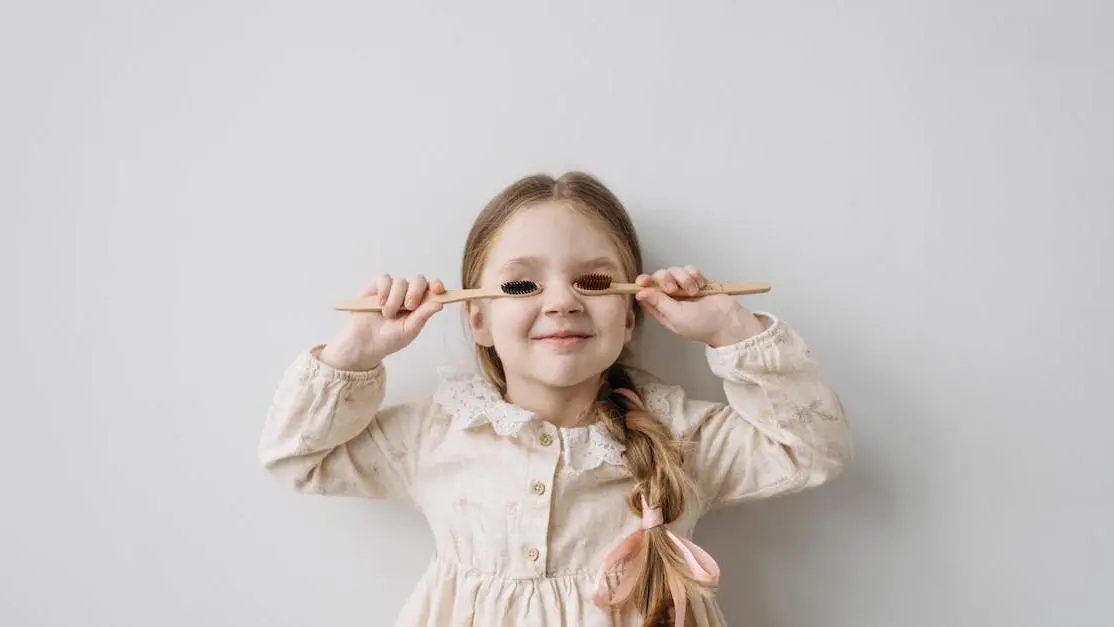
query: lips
[
  {"left": 534, "top": 331, "right": 593, "bottom": 349},
  {"left": 533, "top": 331, "right": 593, "bottom": 340}
]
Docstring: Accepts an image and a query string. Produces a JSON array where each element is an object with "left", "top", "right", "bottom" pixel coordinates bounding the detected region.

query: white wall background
[{"left": 3, "top": 1, "right": 1111, "bottom": 626}]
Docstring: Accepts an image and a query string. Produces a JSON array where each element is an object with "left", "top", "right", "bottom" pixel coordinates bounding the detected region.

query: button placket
[{"left": 519, "top": 422, "right": 560, "bottom": 576}]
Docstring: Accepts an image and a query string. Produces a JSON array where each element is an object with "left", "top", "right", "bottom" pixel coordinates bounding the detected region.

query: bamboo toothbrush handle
[
  {"left": 333, "top": 288, "right": 493, "bottom": 312},
  {"left": 605, "top": 281, "right": 772, "bottom": 297},
  {"left": 698, "top": 281, "right": 772, "bottom": 296}
]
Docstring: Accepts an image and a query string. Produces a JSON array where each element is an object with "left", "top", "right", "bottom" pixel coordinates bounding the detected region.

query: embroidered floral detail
[
  {"left": 432, "top": 369, "right": 675, "bottom": 472},
  {"left": 795, "top": 399, "right": 842, "bottom": 423}
]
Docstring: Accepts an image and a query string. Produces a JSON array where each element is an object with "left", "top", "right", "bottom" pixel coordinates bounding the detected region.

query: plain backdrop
[{"left": 3, "top": 1, "right": 1111, "bottom": 626}]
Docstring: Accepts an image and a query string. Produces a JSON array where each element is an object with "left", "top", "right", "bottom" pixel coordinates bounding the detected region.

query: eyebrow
[
  {"left": 499, "top": 256, "right": 621, "bottom": 272},
  {"left": 499, "top": 256, "right": 541, "bottom": 270},
  {"left": 578, "top": 257, "right": 622, "bottom": 272}
]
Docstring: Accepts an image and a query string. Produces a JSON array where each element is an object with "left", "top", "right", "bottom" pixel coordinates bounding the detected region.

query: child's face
[{"left": 469, "top": 202, "right": 635, "bottom": 393}]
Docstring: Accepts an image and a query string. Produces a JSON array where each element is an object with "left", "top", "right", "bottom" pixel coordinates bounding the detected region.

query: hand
[
  {"left": 634, "top": 265, "right": 766, "bottom": 347},
  {"left": 319, "top": 274, "right": 446, "bottom": 370}
]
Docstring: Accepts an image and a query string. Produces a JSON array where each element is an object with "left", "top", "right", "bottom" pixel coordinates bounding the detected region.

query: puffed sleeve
[
  {"left": 651, "top": 314, "right": 853, "bottom": 511},
  {"left": 258, "top": 345, "right": 433, "bottom": 506}
]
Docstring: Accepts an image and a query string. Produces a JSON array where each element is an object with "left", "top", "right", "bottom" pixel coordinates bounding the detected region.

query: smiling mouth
[
  {"left": 533, "top": 332, "right": 593, "bottom": 340},
  {"left": 533, "top": 333, "right": 593, "bottom": 345}
]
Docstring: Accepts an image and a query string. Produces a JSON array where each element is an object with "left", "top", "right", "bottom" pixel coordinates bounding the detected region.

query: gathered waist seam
[{"left": 428, "top": 554, "right": 623, "bottom": 583}]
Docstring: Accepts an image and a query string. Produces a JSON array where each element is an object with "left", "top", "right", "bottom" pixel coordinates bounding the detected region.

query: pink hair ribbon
[
  {"left": 593, "top": 390, "right": 721, "bottom": 626},
  {"left": 612, "top": 387, "right": 645, "bottom": 410}
]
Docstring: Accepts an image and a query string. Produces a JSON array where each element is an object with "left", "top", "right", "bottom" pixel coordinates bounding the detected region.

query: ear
[
  {"left": 468, "top": 302, "right": 494, "bottom": 347},
  {"left": 623, "top": 306, "right": 636, "bottom": 344}
]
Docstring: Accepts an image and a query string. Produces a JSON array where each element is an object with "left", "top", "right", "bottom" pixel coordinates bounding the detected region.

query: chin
[
  {"left": 525, "top": 353, "right": 616, "bottom": 389},
  {"left": 536, "top": 370, "right": 595, "bottom": 389}
]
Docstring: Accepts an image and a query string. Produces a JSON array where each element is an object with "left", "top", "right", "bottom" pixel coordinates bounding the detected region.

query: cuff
[
  {"left": 704, "top": 312, "right": 801, "bottom": 382},
  {"left": 303, "top": 344, "right": 385, "bottom": 385}
]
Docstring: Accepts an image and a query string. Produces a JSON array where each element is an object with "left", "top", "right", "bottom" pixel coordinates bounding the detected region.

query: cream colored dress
[{"left": 259, "top": 313, "right": 853, "bottom": 626}]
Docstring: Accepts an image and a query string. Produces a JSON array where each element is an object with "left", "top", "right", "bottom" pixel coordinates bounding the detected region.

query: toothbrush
[
  {"left": 333, "top": 275, "right": 771, "bottom": 312},
  {"left": 571, "top": 273, "right": 771, "bottom": 298},
  {"left": 333, "top": 280, "right": 541, "bottom": 312}
]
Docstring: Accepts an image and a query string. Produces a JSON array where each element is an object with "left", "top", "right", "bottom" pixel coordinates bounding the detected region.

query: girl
[{"left": 259, "top": 172, "right": 853, "bottom": 626}]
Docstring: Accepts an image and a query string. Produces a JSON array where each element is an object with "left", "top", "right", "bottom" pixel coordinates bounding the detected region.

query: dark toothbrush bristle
[
  {"left": 501, "top": 279, "right": 539, "bottom": 295},
  {"left": 573, "top": 273, "right": 613, "bottom": 291}
]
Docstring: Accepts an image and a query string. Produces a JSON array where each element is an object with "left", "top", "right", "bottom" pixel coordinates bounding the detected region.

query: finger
[
  {"left": 669, "top": 266, "right": 700, "bottom": 295},
  {"left": 376, "top": 274, "right": 392, "bottom": 305},
  {"left": 403, "top": 298, "right": 444, "bottom": 335},
  {"left": 652, "top": 269, "right": 679, "bottom": 293},
  {"left": 430, "top": 278, "right": 447, "bottom": 294},
  {"left": 362, "top": 274, "right": 390, "bottom": 296},
  {"left": 383, "top": 278, "right": 409, "bottom": 319},
  {"left": 635, "top": 273, "right": 654, "bottom": 287},
  {"left": 640, "top": 300, "right": 665, "bottom": 325},
  {"left": 636, "top": 287, "right": 682, "bottom": 318},
  {"left": 405, "top": 274, "right": 428, "bottom": 310},
  {"left": 635, "top": 290, "right": 671, "bottom": 329},
  {"left": 683, "top": 265, "right": 707, "bottom": 289}
]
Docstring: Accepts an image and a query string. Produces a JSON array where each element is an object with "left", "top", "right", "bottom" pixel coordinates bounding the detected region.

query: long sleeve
[
  {"left": 258, "top": 345, "right": 431, "bottom": 505},
  {"left": 663, "top": 314, "right": 853, "bottom": 511}
]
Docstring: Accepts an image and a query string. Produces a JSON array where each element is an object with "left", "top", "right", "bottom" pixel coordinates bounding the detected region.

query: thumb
[
  {"left": 637, "top": 288, "right": 681, "bottom": 316},
  {"left": 402, "top": 300, "right": 443, "bottom": 336}
]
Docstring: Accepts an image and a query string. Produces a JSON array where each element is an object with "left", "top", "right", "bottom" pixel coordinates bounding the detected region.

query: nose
[{"left": 541, "top": 280, "right": 585, "bottom": 316}]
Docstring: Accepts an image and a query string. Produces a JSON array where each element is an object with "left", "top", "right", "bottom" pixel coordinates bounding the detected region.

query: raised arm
[
  {"left": 259, "top": 346, "right": 431, "bottom": 504},
  {"left": 660, "top": 314, "right": 853, "bottom": 510},
  {"left": 259, "top": 274, "right": 448, "bottom": 503}
]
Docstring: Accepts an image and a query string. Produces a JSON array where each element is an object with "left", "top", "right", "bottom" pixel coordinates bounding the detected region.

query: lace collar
[{"left": 432, "top": 368, "right": 632, "bottom": 472}]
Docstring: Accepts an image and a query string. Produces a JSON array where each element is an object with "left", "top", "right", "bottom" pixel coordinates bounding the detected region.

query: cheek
[
  {"left": 487, "top": 302, "right": 535, "bottom": 339},
  {"left": 591, "top": 299, "right": 632, "bottom": 335}
]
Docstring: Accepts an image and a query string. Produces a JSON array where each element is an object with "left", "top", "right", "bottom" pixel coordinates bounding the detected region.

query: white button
[
  {"left": 531, "top": 481, "right": 546, "bottom": 495},
  {"left": 526, "top": 547, "right": 540, "bottom": 561},
  {"left": 539, "top": 433, "right": 553, "bottom": 446}
]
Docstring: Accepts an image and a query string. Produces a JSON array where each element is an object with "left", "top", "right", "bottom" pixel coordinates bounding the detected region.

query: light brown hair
[{"left": 460, "top": 172, "right": 711, "bottom": 625}]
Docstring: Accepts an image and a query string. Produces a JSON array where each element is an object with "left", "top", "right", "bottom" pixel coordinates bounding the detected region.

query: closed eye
[
  {"left": 572, "top": 273, "right": 613, "bottom": 292},
  {"left": 500, "top": 279, "right": 542, "bottom": 296}
]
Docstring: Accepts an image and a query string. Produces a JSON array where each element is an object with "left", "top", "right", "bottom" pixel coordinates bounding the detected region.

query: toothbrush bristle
[
  {"left": 500, "top": 279, "right": 540, "bottom": 296},
  {"left": 573, "top": 273, "right": 613, "bottom": 292}
]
